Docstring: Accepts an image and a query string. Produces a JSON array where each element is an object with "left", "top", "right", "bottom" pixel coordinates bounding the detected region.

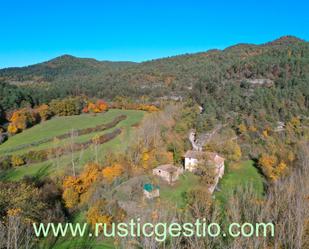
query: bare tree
[
  {"left": 69, "top": 128, "right": 77, "bottom": 176},
  {"left": 4, "top": 215, "right": 35, "bottom": 249},
  {"left": 223, "top": 142, "right": 309, "bottom": 249}
]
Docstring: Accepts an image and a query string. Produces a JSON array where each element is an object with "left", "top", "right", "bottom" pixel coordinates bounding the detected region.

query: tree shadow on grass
[
  {"left": 0, "top": 164, "right": 51, "bottom": 181},
  {"left": 32, "top": 164, "right": 52, "bottom": 180},
  {"left": 0, "top": 170, "right": 9, "bottom": 181}
]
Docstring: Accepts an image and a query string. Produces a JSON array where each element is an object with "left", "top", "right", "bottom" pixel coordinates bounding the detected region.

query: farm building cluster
[{"left": 143, "top": 150, "right": 225, "bottom": 199}]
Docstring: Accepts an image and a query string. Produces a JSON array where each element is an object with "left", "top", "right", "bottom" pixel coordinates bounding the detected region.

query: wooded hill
[{"left": 0, "top": 35, "right": 308, "bottom": 123}]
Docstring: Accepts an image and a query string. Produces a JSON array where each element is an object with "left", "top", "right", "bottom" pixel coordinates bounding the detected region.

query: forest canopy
[{"left": 0, "top": 36, "right": 308, "bottom": 127}]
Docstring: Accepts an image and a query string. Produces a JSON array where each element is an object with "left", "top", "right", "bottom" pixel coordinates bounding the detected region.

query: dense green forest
[{"left": 1, "top": 35, "right": 308, "bottom": 125}]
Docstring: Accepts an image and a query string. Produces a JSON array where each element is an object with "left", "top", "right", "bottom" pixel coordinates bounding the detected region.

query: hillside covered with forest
[{"left": 1, "top": 36, "right": 308, "bottom": 126}]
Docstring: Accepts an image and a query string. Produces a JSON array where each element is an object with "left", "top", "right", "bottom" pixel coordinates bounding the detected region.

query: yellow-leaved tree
[
  {"left": 259, "top": 154, "right": 277, "bottom": 180},
  {"left": 62, "top": 162, "right": 101, "bottom": 208},
  {"left": 62, "top": 187, "right": 79, "bottom": 208},
  {"left": 36, "top": 104, "right": 52, "bottom": 121},
  {"left": 11, "top": 155, "right": 25, "bottom": 167},
  {"left": 86, "top": 200, "right": 112, "bottom": 229},
  {"left": 102, "top": 163, "right": 123, "bottom": 183}
]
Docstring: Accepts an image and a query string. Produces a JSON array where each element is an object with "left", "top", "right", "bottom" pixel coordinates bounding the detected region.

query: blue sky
[{"left": 0, "top": 0, "right": 308, "bottom": 68}]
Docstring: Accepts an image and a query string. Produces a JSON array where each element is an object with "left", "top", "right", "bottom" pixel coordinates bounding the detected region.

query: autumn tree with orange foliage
[
  {"left": 86, "top": 199, "right": 126, "bottom": 229},
  {"left": 102, "top": 163, "right": 124, "bottom": 183},
  {"left": 78, "top": 163, "right": 101, "bottom": 191},
  {"left": 83, "top": 99, "right": 108, "bottom": 113},
  {"left": 62, "top": 187, "right": 79, "bottom": 208},
  {"left": 111, "top": 97, "right": 159, "bottom": 112},
  {"left": 11, "top": 155, "right": 25, "bottom": 167},
  {"left": 7, "top": 123, "right": 18, "bottom": 135},
  {"left": 62, "top": 162, "right": 101, "bottom": 208},
  {"left": 259, "top": 154, "right": 277, "bottom": 179},
  {"left": 137, "top": 104, "right": 159, "bottom": 112},
  {"left": 238, "top": 123, "right": 247, "bottom": 134},
  {"left": 258, "top": 153, "right": 288, "bottom": 181},
  {"left": 6, "top": 105, "right": 52, "bottom": 135},
  {"left": 35, "top": 104, "right": 52, "bottom": 121},
  {"left": 86, "top": 199, "right": 112, "bottom": 228},
  {"left": 7, "top": 108, "right": 37, "bottom": 135}
]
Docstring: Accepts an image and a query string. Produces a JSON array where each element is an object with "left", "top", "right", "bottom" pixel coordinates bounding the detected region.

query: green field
[
  {"left": 215, "top": 160, "right": 265, "bottom": 204},
  {"left": 0, "top": 109, "right": 142, "bottom": 155},
  {"left": 160, "top": 172, "right": 200, "bottom": 207},
  {"left": 159, "top": 161, "right": 264, "bottom": 208},
  {"left": 0, "top": 109, "right": 145, "bottom": 181}
]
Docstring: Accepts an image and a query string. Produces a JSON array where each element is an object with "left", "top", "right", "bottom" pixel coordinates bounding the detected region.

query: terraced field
[{"left": 0, "top": 109, "right": 145, "bottom": 181}]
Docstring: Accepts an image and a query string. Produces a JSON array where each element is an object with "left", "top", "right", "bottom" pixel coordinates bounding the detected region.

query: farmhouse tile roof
[
  {"left": 185, "top": 150, "right": 225, "bottom": 165},
  {"left": 184, "top": 150, "right": 204, "bottom": 159},
  {"left": 206, "top": 152, "right": 225, "bottom": 165}
]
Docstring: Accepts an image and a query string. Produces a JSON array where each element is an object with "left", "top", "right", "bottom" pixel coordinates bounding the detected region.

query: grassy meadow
[
  {"left": 0, "top": 109, "right": 145, "bottom": 181},
  {"left": 215, "top": 160, "right": 265, "bottom": 204},
  {"left": 160, "top": 172, "right": 200, "bottom": 208}
]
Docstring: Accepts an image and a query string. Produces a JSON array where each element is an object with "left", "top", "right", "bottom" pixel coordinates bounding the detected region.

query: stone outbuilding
[
  {"left": 152, "top": 164, "right": 183, "bottom": 184},
  {"left": 143, "top": 184, "right": 160, "bottom": 199}
]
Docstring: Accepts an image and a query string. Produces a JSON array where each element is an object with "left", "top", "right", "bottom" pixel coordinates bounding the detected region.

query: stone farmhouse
[
  {"left": 153, "top": 164, "right": 183, "bottom": 184},
  {"left": 184, "top": 150, "right": 225, "bottom": 193},
  {"left": 146, "top": 150, "right": 225, "bottom": 196},
  {"left": 184, "top": 150, "right": 204, "bottom": 172},
  {"left": 184, "top": 150, "right": 224, "bottom": 173}
]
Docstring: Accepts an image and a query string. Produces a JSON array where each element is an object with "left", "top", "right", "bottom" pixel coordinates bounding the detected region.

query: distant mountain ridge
[
  {"left": 0, "top": 35, "right": 308, "bottom": 99},
  {"left": 0, "top": 54, "right": 135, "bottom": 85},
  {"left": 0, "top": 35, "right": 306, "bottom": 70},
  {"left": 0, "top": 35, "right": 309, "bottom": 128}
]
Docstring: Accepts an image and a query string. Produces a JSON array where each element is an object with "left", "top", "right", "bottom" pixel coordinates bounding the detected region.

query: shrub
[
  {"left": 11, "top": 155, "right": 25, "bottom": 167},
  {"left": 50, "top": 97, "right": 83, "bottom": 116},
  {"left": 8, "top": 123, "right": 19, "bottom": 135},
  {"left": 24, "top": 150, "right": 48, "bottom": 163},
  {"left": 110, "top": 101, "right": 159, "bottom": 112},
  {"left": 62, "top": 187, "right": 79, "bottom": 209},
  {"left": 36, "top": 104, "right": 52, "bottom": 121},
  {"left": 83, "top": 99, "right": 109, "bottom": 113},
  {"left": 0, "top": 132, "right": 8, "bottom": 144},
  {"left": 0, "top": 155, "right": 12, "bottom": 170},
  {"left": 8, "top": 108, "right": 38, "bottom": 135}
]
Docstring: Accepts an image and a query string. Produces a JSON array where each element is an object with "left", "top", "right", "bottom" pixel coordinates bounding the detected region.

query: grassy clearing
[
  {"left": 5, "top": 126, "right": 120, "bottom": 156},
  {"left": 0, "top": 109, "right": 145, "bottom": 181},
  {"left": 160, "top": 172, "right": 200, "bottom": 208},
  {"left": 0, "top": 109, "right": 142, "bottom": 155},
  {"left": 215, "top": 160, "right": 264, "bottom": 204}
]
